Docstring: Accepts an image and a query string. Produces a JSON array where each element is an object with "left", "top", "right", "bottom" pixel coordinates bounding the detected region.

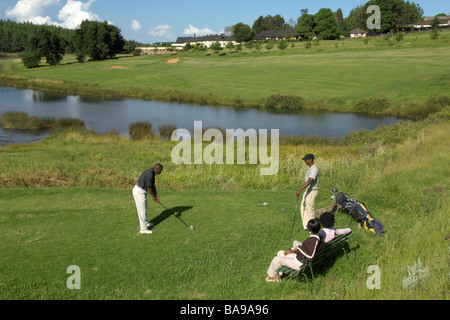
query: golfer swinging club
[
  {"left": 296, "top": 154, "right": 319, "bottom": 231},
  {"left": 133, "top": 163, "right": 163, "bottom": 234}
]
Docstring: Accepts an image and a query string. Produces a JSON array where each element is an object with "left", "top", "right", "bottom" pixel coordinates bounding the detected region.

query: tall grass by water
[{"left": 0, "top": 111, "right": 86, "bottom": 130}]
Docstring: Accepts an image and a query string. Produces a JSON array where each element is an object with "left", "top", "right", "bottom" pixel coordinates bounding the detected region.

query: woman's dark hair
[
  {"left": 319, "top": 212, "right": 335, "bottom": 228},
  {"left": 307, "top": 218, "right": 321, "bottom": 234}
]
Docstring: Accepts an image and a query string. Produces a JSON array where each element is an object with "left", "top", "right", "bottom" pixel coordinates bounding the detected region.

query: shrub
[
  {"left": 22, "top": 52, "right": 41, "bottom": 69},
  {"left": 424, "top": 94, "right": 450, "bottom": 115},
  {"left": 265, "top": 94, "right": 305, "bottom": 112},
  {"left": 39, "top": 116, "right": 57, "bottom": 129},
  {"left": 56, "top": 118, "right": 86, "bottom": 130},
  {"left": 129, "top": 121, "right": 154, "bottom": 141},
  {"left": 265, "top": 43, "right": 274, "bottom": 51},
  {"left": 277, "top": 40, "right": 288, "bottom": 50},
  {"left": 400, "top": 94, "right": 450, "bottom": 119},
  {"left": 0, "top": 111, "right": 42, "bottom": 129},
  {"left": 353, "top": 97, "right": 389, "bottom": 114},
  {"left": 394, "top": 32, "right": 405, "bottom": 43},
  {"left": 402, "top": 258, "right": 430, "bottom": 291},
  {"left": 133, "top": 48, "right": 142, "bottom": 56},
  {"left": 0, "top": 112, "right": 86, "bottom": 130},
  {"left": 159, "top": 124, "right": 177, "bottom": 138}
]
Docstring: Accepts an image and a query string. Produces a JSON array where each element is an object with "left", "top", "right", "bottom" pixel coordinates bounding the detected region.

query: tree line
[
  {"left": 0, "top": 19, "right": 142, "bottom": 68},
  {"left": 0, "top": 0, "right": 441, "bottom": 67},
  {"left": 231, "top": 0, "right": 426, "bottom": 42}
]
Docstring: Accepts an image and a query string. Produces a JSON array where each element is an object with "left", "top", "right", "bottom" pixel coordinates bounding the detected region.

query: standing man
[
  {"left": 296, "top": 154, "right": 319, "bottom": 231},
  {"left": 133, "top": 163, "right": 163, "bottom": 234}
]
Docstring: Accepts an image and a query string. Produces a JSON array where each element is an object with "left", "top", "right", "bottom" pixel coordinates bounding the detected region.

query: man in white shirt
[{"left": 296, "top": 154, "right": 319, "bottom": 230}]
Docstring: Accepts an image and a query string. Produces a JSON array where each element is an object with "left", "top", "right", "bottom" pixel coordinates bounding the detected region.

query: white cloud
[
  {"left": 57, "top": 0, "right": 100, "bottom": 29},
  {"left": 5, "top": 0, "right": 60, "bottom": 24},
  {"left": 148, "top": 24, "right": 174, "bottom": 40},
  {"left": 5, "top": 0, "right": 101, "bottom": 29},
  {"left": 183, "top": 24, "right": 217, "bottom": 37},
  {"left": 131, "top": 19, "right": 141, "bottom": 33}
]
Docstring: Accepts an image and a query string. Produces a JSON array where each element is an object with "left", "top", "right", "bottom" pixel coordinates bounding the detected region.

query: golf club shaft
[
  {"left": 289, "top": 197, "right": 299, "bottom": 239},
  {"left": 176, "top": 216, "right": 189, "bottom": 227},
  {"left": 159, "top": 202, "right": 168, "bottom": 210},
  {"left": 159, "top": 202, "right": 192, "bottom": 229}
]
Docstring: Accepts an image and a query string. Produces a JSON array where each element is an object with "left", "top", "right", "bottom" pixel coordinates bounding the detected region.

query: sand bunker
[
  {"left": 165, "top": 58, "right": 180, "bottom": 64},
  {"left": 110, "top": 66, "right": 131, "bottom": 69}
]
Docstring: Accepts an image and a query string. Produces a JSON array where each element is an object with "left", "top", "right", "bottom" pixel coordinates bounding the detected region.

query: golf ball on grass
[{"left": 190, "top": 225, "right": 195, "bottom": 230}]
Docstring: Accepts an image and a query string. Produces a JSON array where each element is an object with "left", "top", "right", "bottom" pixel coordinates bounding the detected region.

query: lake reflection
[{"left": 0, "top": 87, "right": 400, "bottom": 146}]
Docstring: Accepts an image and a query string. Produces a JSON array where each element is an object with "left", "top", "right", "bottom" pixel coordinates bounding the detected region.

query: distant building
[
  {"left": 176, "top": 34, "right": 237, "bottom": 48},
  {"left": 349, "top": 28, "right": 368, "bottom": 39},
  {"left": 136, "top": 46, "right": 183, "bottom": 55},
  {"left": 254, "top": 29, "right": 297, "bottom": 41},
  {"left": 410, "top": 16, "right": 450, "bottom": 29}
]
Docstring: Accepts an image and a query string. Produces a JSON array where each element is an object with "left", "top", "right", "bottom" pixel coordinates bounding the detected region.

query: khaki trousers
[
  {"left": 301, "top": 189, "right": 318, "bottom": 230},
  {"left": 267, "top": 241, "right": 303, "bottom": 278},
  {"left": 133, "top": 185, "right": 148, "bottom": 232}
]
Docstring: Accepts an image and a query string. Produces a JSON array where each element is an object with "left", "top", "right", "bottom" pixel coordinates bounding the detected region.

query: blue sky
[{"left": 0, "top": 0, "right": 448, "bottom": 43}]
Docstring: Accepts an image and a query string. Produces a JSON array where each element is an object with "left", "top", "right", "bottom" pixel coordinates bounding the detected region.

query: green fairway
[
  {"left": 0, "top": 187, "right": 321, "bottom": 300},
  {"left": 1, "top": 30, "right": 449, "bottom": 116},
  {"left": 0, "top": 184, "right": 447, "bottom": 300}
]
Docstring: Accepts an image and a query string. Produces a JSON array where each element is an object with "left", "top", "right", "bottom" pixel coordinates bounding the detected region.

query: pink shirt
[{"left": 319, "top": 228, "right": 352, "bottom": 243}]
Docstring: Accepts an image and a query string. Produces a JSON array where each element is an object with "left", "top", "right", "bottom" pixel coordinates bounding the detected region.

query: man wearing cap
[
  {"left": 296, "top": 154, "right": 319, "bottom": 231},
  {"left": 133, "top": 163, "right": 163, "bottom": 234}
]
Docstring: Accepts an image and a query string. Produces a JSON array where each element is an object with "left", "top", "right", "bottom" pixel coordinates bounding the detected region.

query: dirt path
[
  {"left": 110, "top": 66, "right": 131, "bottom": 69},
  {"left": 165, "top": 58, "right": 180, "bottom": 64}
]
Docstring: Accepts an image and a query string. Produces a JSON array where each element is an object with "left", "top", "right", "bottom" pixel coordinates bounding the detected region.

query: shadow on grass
[
  {"left": 150, "top": 205, "right": 193, "bottom": 228},
  {"left": 280, "top": 241, "right": 360, "bottom": 288}
]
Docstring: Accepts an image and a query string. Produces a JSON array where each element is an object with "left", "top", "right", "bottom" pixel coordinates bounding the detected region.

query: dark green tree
[
  {"left": 73, "top": 20, "right": 125, "bottom": 62},
  {"left": 22, "top": 52, "right": 41, "bottom": 69},
  {"left": 24, "top": 26, "right": 65, "bottom": 67},
  {"left": 252, "top": 14, "right": 288, "bottom": 34},
  {"left": 296, "top": 11, "right": 316, "bottom": 40},
  {"left": 268, "top": 14, "right": 287, "bottom": 30},
  {"left": 252, "top": 16, "right": 265, "bottom": 34},
  {"left": 314, "top": 8, "right": 339, "bottom": 40},
  {"left": 232, "top": 22, "right": 254, "bottom": 42},
  {"left": 335, "top": 8, "right": 351, "bottom": 36},
  {"left": 38, "top": 28, "right": 66, "bottom": 66},
  {"left": 346, "top": 5, "right": 367, "bottom": 31},
  {"left": 431, "top": 16, "right": 441, "bottom": 29},
  {"left": 365, "top": 0, "right": 424, "bottom": 32}
]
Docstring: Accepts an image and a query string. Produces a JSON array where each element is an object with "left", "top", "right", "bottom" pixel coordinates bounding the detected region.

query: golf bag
[{"left": 333, "top": 190, "right": 386, "bottom": 236}]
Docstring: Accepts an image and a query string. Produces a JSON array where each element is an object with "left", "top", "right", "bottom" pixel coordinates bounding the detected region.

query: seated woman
[
  {"left": 318, "top": 211, "right": 352, "bottom": 243},
  {"left": 266, "top": 218, "right": 321, "bottom": 282}
]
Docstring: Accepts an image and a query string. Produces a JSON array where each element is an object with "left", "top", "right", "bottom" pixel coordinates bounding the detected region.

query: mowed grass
[
  {"left": 0, "top": 187, "right": 314, "bottom": 300},
  {"left": 0, "top": 186, "right": 447, "bottom": 300},
  {"left": 1, "top": 30, "right": 449, "bottom": 111}
]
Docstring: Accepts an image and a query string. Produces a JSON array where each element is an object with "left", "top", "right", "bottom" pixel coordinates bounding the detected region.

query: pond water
[{"left": 0, "top": 87, "right": 400, "bottom": 146}]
